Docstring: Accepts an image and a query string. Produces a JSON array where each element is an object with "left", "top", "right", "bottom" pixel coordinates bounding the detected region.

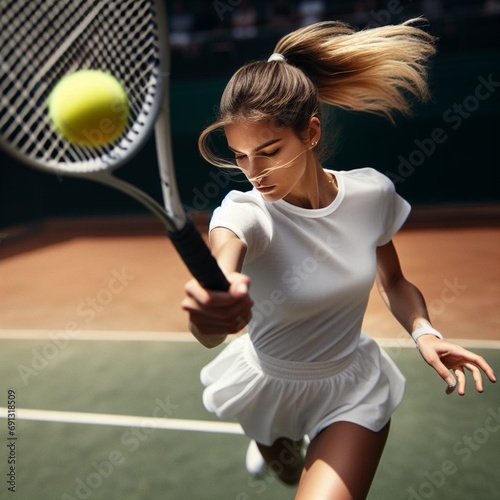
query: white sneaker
[
  {"left": 303, "top": 434, "right": 310, "bottom": 453},
  {"left": 245, "top": 440, "right": 268, "bottom": 478},
  {"left": 245, "top": 437, "right": 310, "bottom": 479}
]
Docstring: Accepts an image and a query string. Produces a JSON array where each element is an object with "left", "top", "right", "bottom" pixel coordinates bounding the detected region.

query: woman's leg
[
  {"left": 296, "top": 420, "right": 391, "bottom": 500},
  {"left": 256, "top": 437, "right": 305, "bottom": 486}
]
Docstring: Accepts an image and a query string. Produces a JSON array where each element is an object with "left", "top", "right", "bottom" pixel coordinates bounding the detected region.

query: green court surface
[{"left": 1, "top": 337, "right": 499, "bottom": 500}]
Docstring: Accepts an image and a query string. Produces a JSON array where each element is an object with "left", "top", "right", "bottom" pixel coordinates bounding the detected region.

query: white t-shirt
[{"left": 210, "top": 168, "right": 411, "bottom": 362}]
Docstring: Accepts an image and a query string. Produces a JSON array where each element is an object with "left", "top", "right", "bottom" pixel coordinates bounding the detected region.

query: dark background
[{"left": 1, "top": 0, "right": 499, "bottom": 229}]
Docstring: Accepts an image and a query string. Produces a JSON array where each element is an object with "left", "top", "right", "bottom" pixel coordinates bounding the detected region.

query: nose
[{"left": 245, "top": 156, "right": 267, "bottom": 185}]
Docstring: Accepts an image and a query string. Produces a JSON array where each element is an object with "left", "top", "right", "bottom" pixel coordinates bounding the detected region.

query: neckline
[{"left": 272, "top": 169, "right": 345, "bottom": 218}]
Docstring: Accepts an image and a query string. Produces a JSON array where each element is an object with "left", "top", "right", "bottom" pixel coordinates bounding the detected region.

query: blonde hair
[{"left": 199, "top": 18, "right": 436, "bottom": 168}]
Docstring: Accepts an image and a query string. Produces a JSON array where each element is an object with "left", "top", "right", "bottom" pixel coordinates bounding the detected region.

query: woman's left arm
[{"left": 376, "top": 240, "right": 496, "bottom": 395}]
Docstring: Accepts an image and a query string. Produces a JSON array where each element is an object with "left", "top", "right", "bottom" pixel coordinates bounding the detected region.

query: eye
[{"left": 262, "top": 149, "right": 280, "bottom": 157}]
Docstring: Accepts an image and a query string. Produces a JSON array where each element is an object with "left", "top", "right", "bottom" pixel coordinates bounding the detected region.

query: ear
[{"left": 307, "top": 116, "right": 321, "bottom": 147}]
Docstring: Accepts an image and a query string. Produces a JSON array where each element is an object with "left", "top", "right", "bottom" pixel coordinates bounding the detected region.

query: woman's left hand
[{"left": 416, "top": 335, "right": 497, "bottom": 395}]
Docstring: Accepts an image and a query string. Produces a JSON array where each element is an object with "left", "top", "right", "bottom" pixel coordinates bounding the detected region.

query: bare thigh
[{"left": 295, "top": 420, "right": 391, "bottom": 500}]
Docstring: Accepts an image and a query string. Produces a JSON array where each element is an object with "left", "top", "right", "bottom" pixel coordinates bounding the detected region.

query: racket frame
[{"left": 0, "top": 0, "right": 230, "bottom": 291}]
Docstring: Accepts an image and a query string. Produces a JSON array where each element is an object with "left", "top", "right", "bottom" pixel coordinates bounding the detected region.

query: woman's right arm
[{"left": 181, "top": 227, "right": 253, "bottom": 348}]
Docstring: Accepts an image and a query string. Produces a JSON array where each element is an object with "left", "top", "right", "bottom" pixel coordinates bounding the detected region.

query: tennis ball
[{"left": 48, "top": 70, "right": 129, "bottom": 147}]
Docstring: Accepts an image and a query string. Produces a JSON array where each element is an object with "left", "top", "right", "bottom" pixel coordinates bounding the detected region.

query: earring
[{"left": 311, "top": 141, "right": 317, "bottom": 147}]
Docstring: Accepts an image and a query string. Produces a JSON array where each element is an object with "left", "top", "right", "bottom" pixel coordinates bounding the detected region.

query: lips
[{"left": 256, "top": 185, "right": 275, "bottom": 194}]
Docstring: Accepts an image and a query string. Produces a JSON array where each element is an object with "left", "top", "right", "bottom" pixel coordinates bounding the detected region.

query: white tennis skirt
[{"left": 201, "top": 333, "right": 405, "bottom": 446}]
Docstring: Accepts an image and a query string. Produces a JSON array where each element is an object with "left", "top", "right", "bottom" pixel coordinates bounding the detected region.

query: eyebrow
[{"left": 227, "top": 138, "right": 281, "bottom": 154}]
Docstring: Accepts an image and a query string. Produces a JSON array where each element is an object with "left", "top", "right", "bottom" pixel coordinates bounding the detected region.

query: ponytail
[
  {"left": 199, "top": 18, "right": 436, "bottom": 168},
  {"left": 274, "top": 18, "right": 436, "bottom": 120}
]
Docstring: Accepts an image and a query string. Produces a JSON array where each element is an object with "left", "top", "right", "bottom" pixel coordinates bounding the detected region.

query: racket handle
[{"left": 167, "top": 219, "right": 230, "bottom": 291}]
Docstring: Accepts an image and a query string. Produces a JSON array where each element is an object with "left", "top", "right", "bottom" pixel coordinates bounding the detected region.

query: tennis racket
[{"left": 0, "top": 0, "right": 229, "bottom": 291}]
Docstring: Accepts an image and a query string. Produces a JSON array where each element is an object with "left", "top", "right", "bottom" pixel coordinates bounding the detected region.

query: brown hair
[{"left": 199, "top": 18, "right": 436, "bottom": 168}]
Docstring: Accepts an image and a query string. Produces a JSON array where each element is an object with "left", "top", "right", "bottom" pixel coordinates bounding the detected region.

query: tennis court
[
  {"left": 0, "top": 337, "right": 499, "bottom": 500},
  {"left": 1, "top": 1, "right": 499, "bottom": 498},
  {"left": 1, "top": 220, "right": 499, "bottom": 499}
]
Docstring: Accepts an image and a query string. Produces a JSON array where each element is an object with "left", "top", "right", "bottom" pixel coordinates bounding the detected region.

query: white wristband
[{"left": 411, "top": 325, "right": 444, "bottom": 343}]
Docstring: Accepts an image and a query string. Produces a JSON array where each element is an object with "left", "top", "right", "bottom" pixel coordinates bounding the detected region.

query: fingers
[
  {"left": 186, "top": 305, "right": 251, "bottom": 334},
  {"left": 184, "top": 274, "right": 250, "bottom": 306},
  {"left": 454, "top": 367, "right": 466, "bottom": 396},
  {"left": 182, "top": 273, "right": 254, "bottom": 335},
  {"left": 466, "top": 353, "right": 497, "bottom": 384},
  {"left": 453, "top": 363, "right": 489, "bottom": 396},
  {"left": 182, "top": 299, "right": 252, "bottom": 333},
  {"left": 463, "top": 362, "right": 486, "bottom": 393},
  {"left": 418, "top": 337, "right": 497, "bottom": 395},
  {"left": 428, "top": 357, "right": 458, "bottom": 395},
  {"left": 447, "top": 350, "right": 497, "bottom": 394},
  {"left": 419, "top": 346, "right": 457, "bottom": 389},
  {"left": 445, "top": 362, "right": 494, "bottom": 396}
]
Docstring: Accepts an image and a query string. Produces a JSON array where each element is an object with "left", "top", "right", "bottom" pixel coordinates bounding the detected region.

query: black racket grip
[{"left": 167, "top": 219, "right": 230, "bottom": 291}]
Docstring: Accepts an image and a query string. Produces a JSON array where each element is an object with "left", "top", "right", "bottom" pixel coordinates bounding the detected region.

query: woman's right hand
[{"left": 182, "top": 272, "right": 254, "bottom": 338}]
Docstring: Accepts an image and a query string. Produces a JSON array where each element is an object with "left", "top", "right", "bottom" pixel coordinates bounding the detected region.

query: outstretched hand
[{"left": 416, "top": 335, "right": 497, "bottom": 395}]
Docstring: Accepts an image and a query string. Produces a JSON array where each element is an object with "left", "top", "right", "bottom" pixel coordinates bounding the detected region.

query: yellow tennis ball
[{"left": 48, "top": 70, "right": 129, "bottom": 147}]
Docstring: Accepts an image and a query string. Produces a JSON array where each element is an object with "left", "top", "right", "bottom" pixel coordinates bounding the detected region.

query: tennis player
[{"left": 181, "top": 19, "right": 497, "bottom": 499}]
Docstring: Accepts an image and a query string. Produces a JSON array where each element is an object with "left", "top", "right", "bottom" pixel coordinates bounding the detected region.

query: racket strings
[
  {"left": 2, "top": 2, "right": 112, "bottom": 164},
  {"left": 5, "top": 3, "right": 88, "bottom": 161},
  {"left": 0, "top": 0, "right": 163, "bottom": 172},
  {"left": 2, "top": 1, "right": 101, "bottom": 128},
  {"left": 91, "top": 4, "right": 159, "bottom": 121}
]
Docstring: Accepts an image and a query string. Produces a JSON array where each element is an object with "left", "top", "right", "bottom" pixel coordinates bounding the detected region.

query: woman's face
[{"left": 224, "top": 119, "right": 319, "bottom": 203}]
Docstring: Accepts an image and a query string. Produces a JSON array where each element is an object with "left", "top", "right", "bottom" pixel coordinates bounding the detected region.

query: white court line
[
  {"left": 376, "top": 337, "right": 500, "bottom": 350},
  {"left": 0, "top": 334, "right": 497, "bottom": 435},
  {"left": 0, "top": 329, "right": 194, "bottom": 342},
  {"left": 0, "top": 407, "right": 244, "bottom": 435},
  {"left": 1, "top": 329, "right": 499, "bottom": 349}
]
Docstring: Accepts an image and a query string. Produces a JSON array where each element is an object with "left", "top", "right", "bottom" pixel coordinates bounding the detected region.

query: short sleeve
[
  {"left": 375, "top": 171, "right": 411, "bottom": 246},
  {"left": 209, "top": 190, "right": 273, "bottom": 262}
]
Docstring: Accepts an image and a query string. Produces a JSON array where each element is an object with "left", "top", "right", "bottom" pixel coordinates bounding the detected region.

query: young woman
[{"left": 181, "top": 19, "right": 496, "bottom": 499}]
